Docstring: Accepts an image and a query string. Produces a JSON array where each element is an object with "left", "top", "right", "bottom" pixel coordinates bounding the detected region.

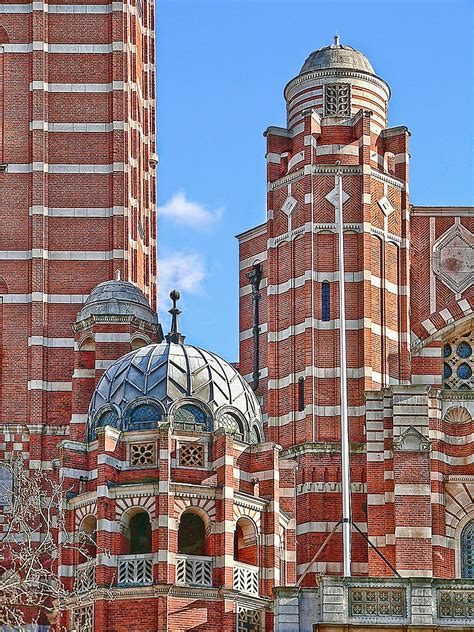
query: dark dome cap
[
  {"left": 77, "top": 278, "right": 158, "bottom": 324},
  {"left": 300, "top": 36, "right": 375, "bottom": 75}
]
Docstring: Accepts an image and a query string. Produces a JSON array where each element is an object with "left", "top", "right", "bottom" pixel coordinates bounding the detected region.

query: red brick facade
[{"left": 238, "top": 41, "right": 473, "bottom": 587}]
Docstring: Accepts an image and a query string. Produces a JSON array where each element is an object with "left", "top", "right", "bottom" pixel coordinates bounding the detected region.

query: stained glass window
[
  {"left": 175, "top": 404, "right": 208, "bottom": 431},
  {"left": 127, "top": 403, "right": 162, "bottom": 431},
  {"left": 461, "top": 521, "right": 474, "bottom": 578},
  {"left": 443, "top": 332, "right": 473, "bottom": 390},
  {"left": 322, "top": 281, "right": 330, "bottom": 322}
]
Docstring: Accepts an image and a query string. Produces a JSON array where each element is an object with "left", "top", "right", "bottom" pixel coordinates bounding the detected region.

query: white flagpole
[{"left": 336, "top": 166, "right": 352, "bottom": 577}]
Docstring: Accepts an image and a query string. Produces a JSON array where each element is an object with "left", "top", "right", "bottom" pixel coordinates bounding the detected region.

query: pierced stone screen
[
  {"left": 325, "top": 83, "right": 351, "bottom": 116},
  {"left": 179, "top": 443, "right": 204, "bottom": 467},
  {"left": 130, "top": 442, "right": 156, "bottom": 467}
]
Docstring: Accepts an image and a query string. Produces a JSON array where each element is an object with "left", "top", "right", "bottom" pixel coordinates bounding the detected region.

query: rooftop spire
[
  {"left": 334, "top": 34, "right": 340, "bottom": 46},
  {"left": 166, "top": 289, "right": 186, "bottom": 344}
]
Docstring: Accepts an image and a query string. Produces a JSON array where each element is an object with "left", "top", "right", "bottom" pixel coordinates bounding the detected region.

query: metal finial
[
  {"left": 116, "top": 269, "right": 121, "bottom": 281},
  {"left": 166, "top": 289, "right": 186, "bottom": 344},
  {"left": 334, "top": 34, "right": 340, "bottom": 46}
]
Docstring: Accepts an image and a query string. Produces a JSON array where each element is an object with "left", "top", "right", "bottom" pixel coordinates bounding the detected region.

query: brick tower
[
  {"left": 0, "top": 2, "right": 157, "bottom": 437},
  {"left": 238, "top": 36, "right": 473, "bottom": 587}
]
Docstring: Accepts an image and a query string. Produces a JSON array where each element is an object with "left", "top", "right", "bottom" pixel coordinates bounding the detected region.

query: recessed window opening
[
  {"left": 80, "top": 515, "right": 97, "bottom": 560},
  {"left": 461, "top": 520, "right": 474, "bottom": 578},
  {"left": 298, "top": 377, "right": 305, "bottom": 412},
  {"left": 234, "top": 518, "right": 258, "bottom": 566},
  {"left": 128, "top": 511, "right": 152, "bottom": 555},
  {"left": 322, "top": 281, "right": 330, "bottom": 321},
  {"left": 178, "top": 512, "right": 206, "bottom": 556},
  {"left": 0, "top": 465, "right": 13, "bottom": 506}
]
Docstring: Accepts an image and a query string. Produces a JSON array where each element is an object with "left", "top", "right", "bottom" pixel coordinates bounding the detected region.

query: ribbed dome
[
  {"left": 300, "top": 42, "right": 375, "bottom": 75},
  {"left": 78, "top": 279, "right": 157, "bottom": 324},
  {"left": 87, "top": 342, "right": 262, "bottom": 441}
]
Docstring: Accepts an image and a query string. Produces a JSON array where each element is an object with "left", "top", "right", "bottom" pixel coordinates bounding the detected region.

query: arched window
[
  {"left": 322, "top": 281, "right": 330, "bottom": 321},
  {"left": 234, "top": 517, "right": 258, "bottom": 566},
  {"left": 79, "top": 515, "right": 97, "bottom": 560},
  {"left": 128, "top": 511, "right": 152, "bottom": 554},
  {"left": 174, "top": 404, "right": 208, "bottom": 432},
  {"left": 219, "top": 412, "right": 245, "bottom": 441},
  {"left": 298, "top": 377, "right": 305, "bottom": 412},
  {"left": 249, "top": 426, "right": 261, "bottom": 445},
  {"left": 178, "top": 512, "right": 206, "bottom": 556},
  {"left": 461, "top": 521, "right": 474, "bottom": 578},
  {"left": 127, "top": 402, "right": 162, "bottom": 432}
]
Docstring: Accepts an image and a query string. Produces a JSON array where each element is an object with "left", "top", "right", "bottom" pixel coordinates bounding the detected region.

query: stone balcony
[
  {"left": 274, "top": 577, "right": 474, "bottom": 631},
  {"left": 175, "top": 554, "right": 213, "bottom": 588},
  {"left": 233, "top": 561, "right": 260, "bottom": 596},
  {"left": 117, "top": 554, "right": 154, "bottom": 587}
]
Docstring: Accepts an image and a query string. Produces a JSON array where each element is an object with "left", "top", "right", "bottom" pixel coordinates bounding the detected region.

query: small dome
[
  {"left": 87, "top": 342, "right": 263, "bottom": 442},
  {"left": 300, "top": 40, "right": 375, "bottom": 75},
  {"left": 78, "top": 278, "right": 157, "bottom": 324}
]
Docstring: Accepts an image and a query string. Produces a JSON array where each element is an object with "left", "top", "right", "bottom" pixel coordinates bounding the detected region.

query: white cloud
[
  {"left": 158, "top": 252, "right": 206, "bottom": 306},
  {"left": 158, "top": 191, "right": 222, "bottom": 228}
]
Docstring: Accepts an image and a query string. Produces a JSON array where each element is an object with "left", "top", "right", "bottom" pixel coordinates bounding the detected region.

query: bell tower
[
  {"left": 0, "top": 2, "right": 157, "bottom": 433},
  {"left": 238, "top": 37, "right": 411, "bottom": 581}
]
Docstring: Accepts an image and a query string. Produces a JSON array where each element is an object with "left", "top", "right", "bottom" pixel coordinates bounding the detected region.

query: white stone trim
[
  {"left": 28, "top": 336, "right": 74, "bottom": 348},
  {"left": 8, "top": 163, "right": 125, "bottom": 174},
  {"left": 27, "top": 380, "right": 72, "bottom": 392},
  {"left": 29, "top": 206, "right": 124, "bottom": 217}
]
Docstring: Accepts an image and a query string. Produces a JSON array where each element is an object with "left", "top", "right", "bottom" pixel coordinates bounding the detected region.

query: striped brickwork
[
  {"left": 0, "top": 0, "right": 156, "bottom": 437},
  {"left": 238, "top": 51, "right": 473, "bottom": 586},
  {"left": 56, "top": 423, "right": 296, "bottom": 631}
]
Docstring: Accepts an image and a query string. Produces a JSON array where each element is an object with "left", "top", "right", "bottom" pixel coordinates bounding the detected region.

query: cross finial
[
  {"left": 166, "top": 289, "right": 186, "bottom": 344},
  {"left": 334, "top": 34, "right": 340, "bottom": 46}
]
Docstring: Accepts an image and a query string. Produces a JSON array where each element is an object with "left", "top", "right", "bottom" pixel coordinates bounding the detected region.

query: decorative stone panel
[
  {"left": 72, "top": 603, "right": 94, "bottom": 632},
  {"left": 130, "top": 442, "right": 156, "bottom": 467},
  {"left": 349, "top": 586, "right": 406, "bottom": 619},
  {"left": 324, "top": 83, "right": 351, "bottom": 116},
  {"left": 438, "top": 589, "right": 474, "bottom": 619},
  {"left": 179, "top": 442, "right": 205, "bottom": 467},
  {"left": 433, "top": 223, "right": 473, "bottom": 294}
]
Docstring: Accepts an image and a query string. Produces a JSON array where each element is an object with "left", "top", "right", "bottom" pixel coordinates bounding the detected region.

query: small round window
[{"left": 175, "top": 404, "right": 208, "bottom": 431}]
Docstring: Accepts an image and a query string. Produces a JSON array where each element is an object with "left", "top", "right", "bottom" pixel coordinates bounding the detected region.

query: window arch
[
  {"left": 321, "top": 281, "right": 330, "bottom": 321},
  {"left": 218, "top": 411, "right": 245, "bottom": 441},
  {"left": 249, "top": 425, "right": 261, "bottom": 445},
  {"left": 128, "top": 511, "right": 152, "bottom": 554},
  {"left": 126, "top": 400, "right": 163, "bottom": 432},
  {"left": 174, "top": 403, "right": 209, "bottom": 432},
  {"left": 234, "top": 517, "right": 258, "bottom": 566},
  {"left": 178, "top": 511, "right": 206, "bottom": 556},
  {"left": 461, "top": 521, "right": 474, "bottom": 578},
  {"left": 79, "top": 515, "right": 97, "bottom": 560}
]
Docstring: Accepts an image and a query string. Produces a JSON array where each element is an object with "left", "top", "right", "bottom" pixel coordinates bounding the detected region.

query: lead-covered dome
[
  {"left": 87, "top": 342, "right": 263, "bottom": 443},
  {"left": 78, "top": 278, "right": 158, "bottom": 324},
  {"left": 300, "top": 41, "right": 375, "bottom": 75}
]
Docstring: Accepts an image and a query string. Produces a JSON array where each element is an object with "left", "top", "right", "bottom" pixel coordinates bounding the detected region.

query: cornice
[
  {"left": 372, "top": 169, "right": 405, "bottom": 190},
  {"left": 284, "top": 68, "right": 391, "bottom": 100}
]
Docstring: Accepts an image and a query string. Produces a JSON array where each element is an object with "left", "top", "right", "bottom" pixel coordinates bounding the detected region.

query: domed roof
[
  {"left": 87, "top": 342, "right": 262, "bottom": 441},
  {"left": 78, "top": 278, "right": 157, "bottom": 324},
  {"left": 300, "top": 37, "right": 375, "bottom": 75}
]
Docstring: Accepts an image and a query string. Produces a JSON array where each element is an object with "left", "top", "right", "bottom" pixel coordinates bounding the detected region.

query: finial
[
  {"left": 115, "top": 269, "right": 121, "bottom": 281},
  {"left": 166, "top": 289, "right": 186, "bottom": 344},
  {"left": 334, "top": 34, "right": 340, "bottom": 46}
]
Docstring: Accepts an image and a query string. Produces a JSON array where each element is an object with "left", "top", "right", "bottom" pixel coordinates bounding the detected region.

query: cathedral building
[{"left": 0, "top": 1, "right": 473, "bottom": 630}]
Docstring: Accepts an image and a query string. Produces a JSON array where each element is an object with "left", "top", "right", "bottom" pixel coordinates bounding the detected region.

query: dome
[
  {"left": 87, "top": 342, "right": 263, "bottom": 442},
  {"left": 78, "top": 278, "right": 158, "bottom": 324},
  {"left": 299, "top": 39, "right": 375, "bottom": 75}
]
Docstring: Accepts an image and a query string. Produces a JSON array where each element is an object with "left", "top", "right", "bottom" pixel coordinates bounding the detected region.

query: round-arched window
[
  {"left": 129, "top": 512, "right": 152, "bottom": 555},
  {"left": 218, "top": 413, "right": 244, "bottom": 441},
  {"left": 461, "top": 521, "right": 474, "bottom": 578},
  {"left": 127, "top": 402, "right": 163, "bottom": 431},
  {"left": 249, "top": 426, "right": 261, "bottom": 445},
  {"left": 178, "top": 513, "right": 206, "bottom": 556},
  {"left": 174, "top": 404, "right": 208, "bottom": 431}
]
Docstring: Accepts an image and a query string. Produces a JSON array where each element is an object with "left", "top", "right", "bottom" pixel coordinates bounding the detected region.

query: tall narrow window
[
  {"left": 298, "top": 377, "right": 305, "bottom": 412},
  {"left": 322, "top": 281, "right": 330, "bottom": 321},
  {"left": 461, "top": 521, "right": 474, "bottom": 578}
]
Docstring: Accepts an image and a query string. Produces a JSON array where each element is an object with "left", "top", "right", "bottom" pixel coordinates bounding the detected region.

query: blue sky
[{"left": 156, "top": 0, "right": 474, "bottom": 361}]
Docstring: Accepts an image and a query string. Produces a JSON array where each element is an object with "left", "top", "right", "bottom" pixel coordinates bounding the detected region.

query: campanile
[
  {"left": 0, "top": 2, "right": 156, "bottom": 433},
  {"left": 238, "top": 37, "right": 412, "bottom": 580}
]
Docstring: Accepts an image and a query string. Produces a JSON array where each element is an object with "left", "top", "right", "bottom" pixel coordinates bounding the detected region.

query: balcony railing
[
  {"left": 175, "top": 554, "right": 213, "bottom": 587},
  {"left": 75, "top": 559, "right": 96, "bottom": 594},
  {"left": 117, "top": 554, "right": 153, "bottom": 586},
  {"left": 233, "top": 561, "right": 259, "bottom": 596}
]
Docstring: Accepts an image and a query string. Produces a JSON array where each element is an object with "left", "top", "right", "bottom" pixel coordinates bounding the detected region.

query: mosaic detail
[
  {"left": 349, "top": 587, "right": 406, "bottom": 618},
  {"left": 443, "top": 332, "right": 473, "bottom": 390},
  {"left": 130, "top": 442, "right": 156, "bottom": 467},
  {"left": 438, "top": 590, "right": 474, "bottom": 618},
  {"left": 179, "top": 443, "right": 204, "bottom": 468},
  {"left": 325, "top": 83, "right": 351, "bottom": 116}
]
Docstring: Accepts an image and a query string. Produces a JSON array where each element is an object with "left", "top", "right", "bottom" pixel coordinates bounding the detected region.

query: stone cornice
[{"left": 284, "top": 68, "right": 391, "bottom": 100}]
